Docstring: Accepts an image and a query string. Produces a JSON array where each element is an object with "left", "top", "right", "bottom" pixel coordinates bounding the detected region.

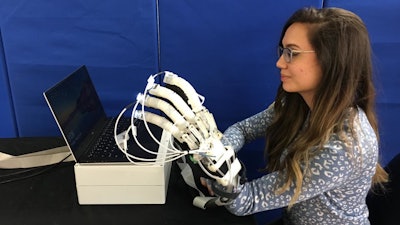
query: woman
[{"left": 209, "top": 7, "right": 388, "bottom": 225}]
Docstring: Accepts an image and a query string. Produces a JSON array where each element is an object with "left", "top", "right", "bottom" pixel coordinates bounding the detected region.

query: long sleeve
[
  {"left": 226, "top": 141, "right": 355, "bottom": 214},
  {"left": 224, "top": 107, "right": 378, "bottom": 225},
  {"left": 221, "top": 103, "right": 275, "bottom": 152}
]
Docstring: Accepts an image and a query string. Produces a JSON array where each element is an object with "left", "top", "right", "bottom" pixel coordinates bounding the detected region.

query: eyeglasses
[{"left": 277, "top": 46, "right": 315, "bottom": 63}]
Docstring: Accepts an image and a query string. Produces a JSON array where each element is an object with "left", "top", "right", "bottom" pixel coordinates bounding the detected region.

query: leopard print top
[{"left": 222, "top": 104, "right": 377, "bottom": 225}]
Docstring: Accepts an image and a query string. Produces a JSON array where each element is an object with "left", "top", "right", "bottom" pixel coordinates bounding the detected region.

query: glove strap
[{"left": 211, "top": 181, "right": 241, "bottom": 200}]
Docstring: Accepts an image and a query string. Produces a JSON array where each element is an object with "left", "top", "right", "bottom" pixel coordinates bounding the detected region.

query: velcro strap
[{"left": 211, "top": 181, "right": 240, "bottom": 200}]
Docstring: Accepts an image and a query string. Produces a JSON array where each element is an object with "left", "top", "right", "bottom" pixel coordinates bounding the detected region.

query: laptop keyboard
[{"left": 87, "top": 118, "right": 131, "bottom": 161}]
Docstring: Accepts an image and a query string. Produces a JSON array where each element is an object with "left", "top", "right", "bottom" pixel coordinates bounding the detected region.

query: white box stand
[{"left": 74, "top": 131, "right": 172, "bottom": 205}]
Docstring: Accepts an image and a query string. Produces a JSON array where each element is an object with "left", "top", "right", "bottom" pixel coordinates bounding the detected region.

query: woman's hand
[{"left": 200, "top": 177, "right": 215, "bottom": 196}]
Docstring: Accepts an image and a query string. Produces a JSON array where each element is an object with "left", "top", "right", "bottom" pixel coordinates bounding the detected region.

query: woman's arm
[
  {"left": 221, "top": 103, "right": 275, "bottom": 152},
  {"left": 225, "top": 139, "right": 356, "bottom": 216}
]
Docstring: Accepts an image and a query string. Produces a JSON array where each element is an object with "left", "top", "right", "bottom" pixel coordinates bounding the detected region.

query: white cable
[
  {"left": 114, "top": 108, "right": 160, "bottom": 165},
  {"left": 132, "top": 100, "right": 191, "bottom": 151},
  {"left": 136, "top": 72, "right": 178, "bottom": 154},
  {"left": 114, "top": 102, "right": 183, "bottom": 165},
  {"left": 163, "top": 71, "right": 204, "bottom": 112},
  {"left": 130, "top": 124, "right": 184, "bottom": 160},
  {"left": 136, "top": 78, "right": 181, "bottom": 152},
  {"left": 149, "top": 85, "right": 196, "bottom": 122},
  {"left": 140, "top": 94, "right": 188, "bottom": 129},
  {"left": 114, "top": 71, "right": 240, "bottom": 188}
]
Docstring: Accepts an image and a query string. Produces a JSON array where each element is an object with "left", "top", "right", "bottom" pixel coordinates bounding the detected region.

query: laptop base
[{"left": 74, "top": 131, "right": 172, "bottom": 205}]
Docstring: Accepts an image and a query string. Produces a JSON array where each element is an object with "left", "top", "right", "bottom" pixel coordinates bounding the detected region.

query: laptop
[{"left": 43, "top": 65, "right": 162, "bottom": 164}]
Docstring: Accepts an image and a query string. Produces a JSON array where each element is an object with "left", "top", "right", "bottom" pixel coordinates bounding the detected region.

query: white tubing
[
  {"left": 140, "top": 94, "right": 188, "bottom": 129},
  {"left": 133, "top": 111, "right": 198, "bottom": 150},
  {"left": 149, "top": 85, "right": 196, "bottom": 122},
  {"left": 163, "top": 72, "right": 204, "bottom": 112},
  {"left": 133, "top": 111, "right": 181, "bottom": 141}
]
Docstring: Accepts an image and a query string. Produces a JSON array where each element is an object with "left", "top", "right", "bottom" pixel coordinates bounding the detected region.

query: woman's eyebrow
[{"left": 284, "top": 43, "right": 301, "bottom": 49}]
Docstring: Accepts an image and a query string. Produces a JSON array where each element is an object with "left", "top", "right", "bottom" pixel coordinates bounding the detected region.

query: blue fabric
[
  {"left": 324, "top": 0, "right": 400, "bottom": 166},
  {"left": 0, "top": 28, "right": 15, "bottom": 137},
  {"left": 0, "top": 0, "right": 159, "bottom": 136},
  {"left": 158, "top": 0, "right": 324, "bottom": 131}
]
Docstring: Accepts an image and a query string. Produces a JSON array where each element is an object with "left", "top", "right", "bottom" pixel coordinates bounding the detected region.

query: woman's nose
[{"left": 276, "top": 55, "right": 287, "bottom": 69}]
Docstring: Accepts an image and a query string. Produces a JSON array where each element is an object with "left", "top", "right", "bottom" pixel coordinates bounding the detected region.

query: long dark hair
[{"left": 265, "top": 7, "right": 388, "bottom": 206}]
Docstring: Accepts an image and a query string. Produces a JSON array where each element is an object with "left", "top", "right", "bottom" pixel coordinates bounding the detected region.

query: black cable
[
  {"left": 0, "top": 167, "right": 38, "bottom": 178},
  {"left": 0, "top": 153, "right": 72, "bottom": 184}
]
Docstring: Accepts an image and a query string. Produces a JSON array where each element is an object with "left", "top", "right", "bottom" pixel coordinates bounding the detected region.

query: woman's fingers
[{"left": 200, "top": 177, "right": 215, "bottom": 196}]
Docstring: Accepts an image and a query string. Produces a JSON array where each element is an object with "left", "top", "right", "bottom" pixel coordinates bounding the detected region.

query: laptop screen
[{"left": 44, "top": 66, "right": 106, "bottom": 157}]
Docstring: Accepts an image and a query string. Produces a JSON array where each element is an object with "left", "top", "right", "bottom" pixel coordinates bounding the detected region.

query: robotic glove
[
  {"left": 130, "top": 71, "right": 242, "bottom": 203},
  {"left": 200, "top": 159, "right": 247, "bottom": 207}
]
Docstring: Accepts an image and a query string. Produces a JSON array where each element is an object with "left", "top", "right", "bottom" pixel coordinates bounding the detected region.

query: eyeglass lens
[{"left": 278, "top": 47, "right": 291, "bottom": 63}]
